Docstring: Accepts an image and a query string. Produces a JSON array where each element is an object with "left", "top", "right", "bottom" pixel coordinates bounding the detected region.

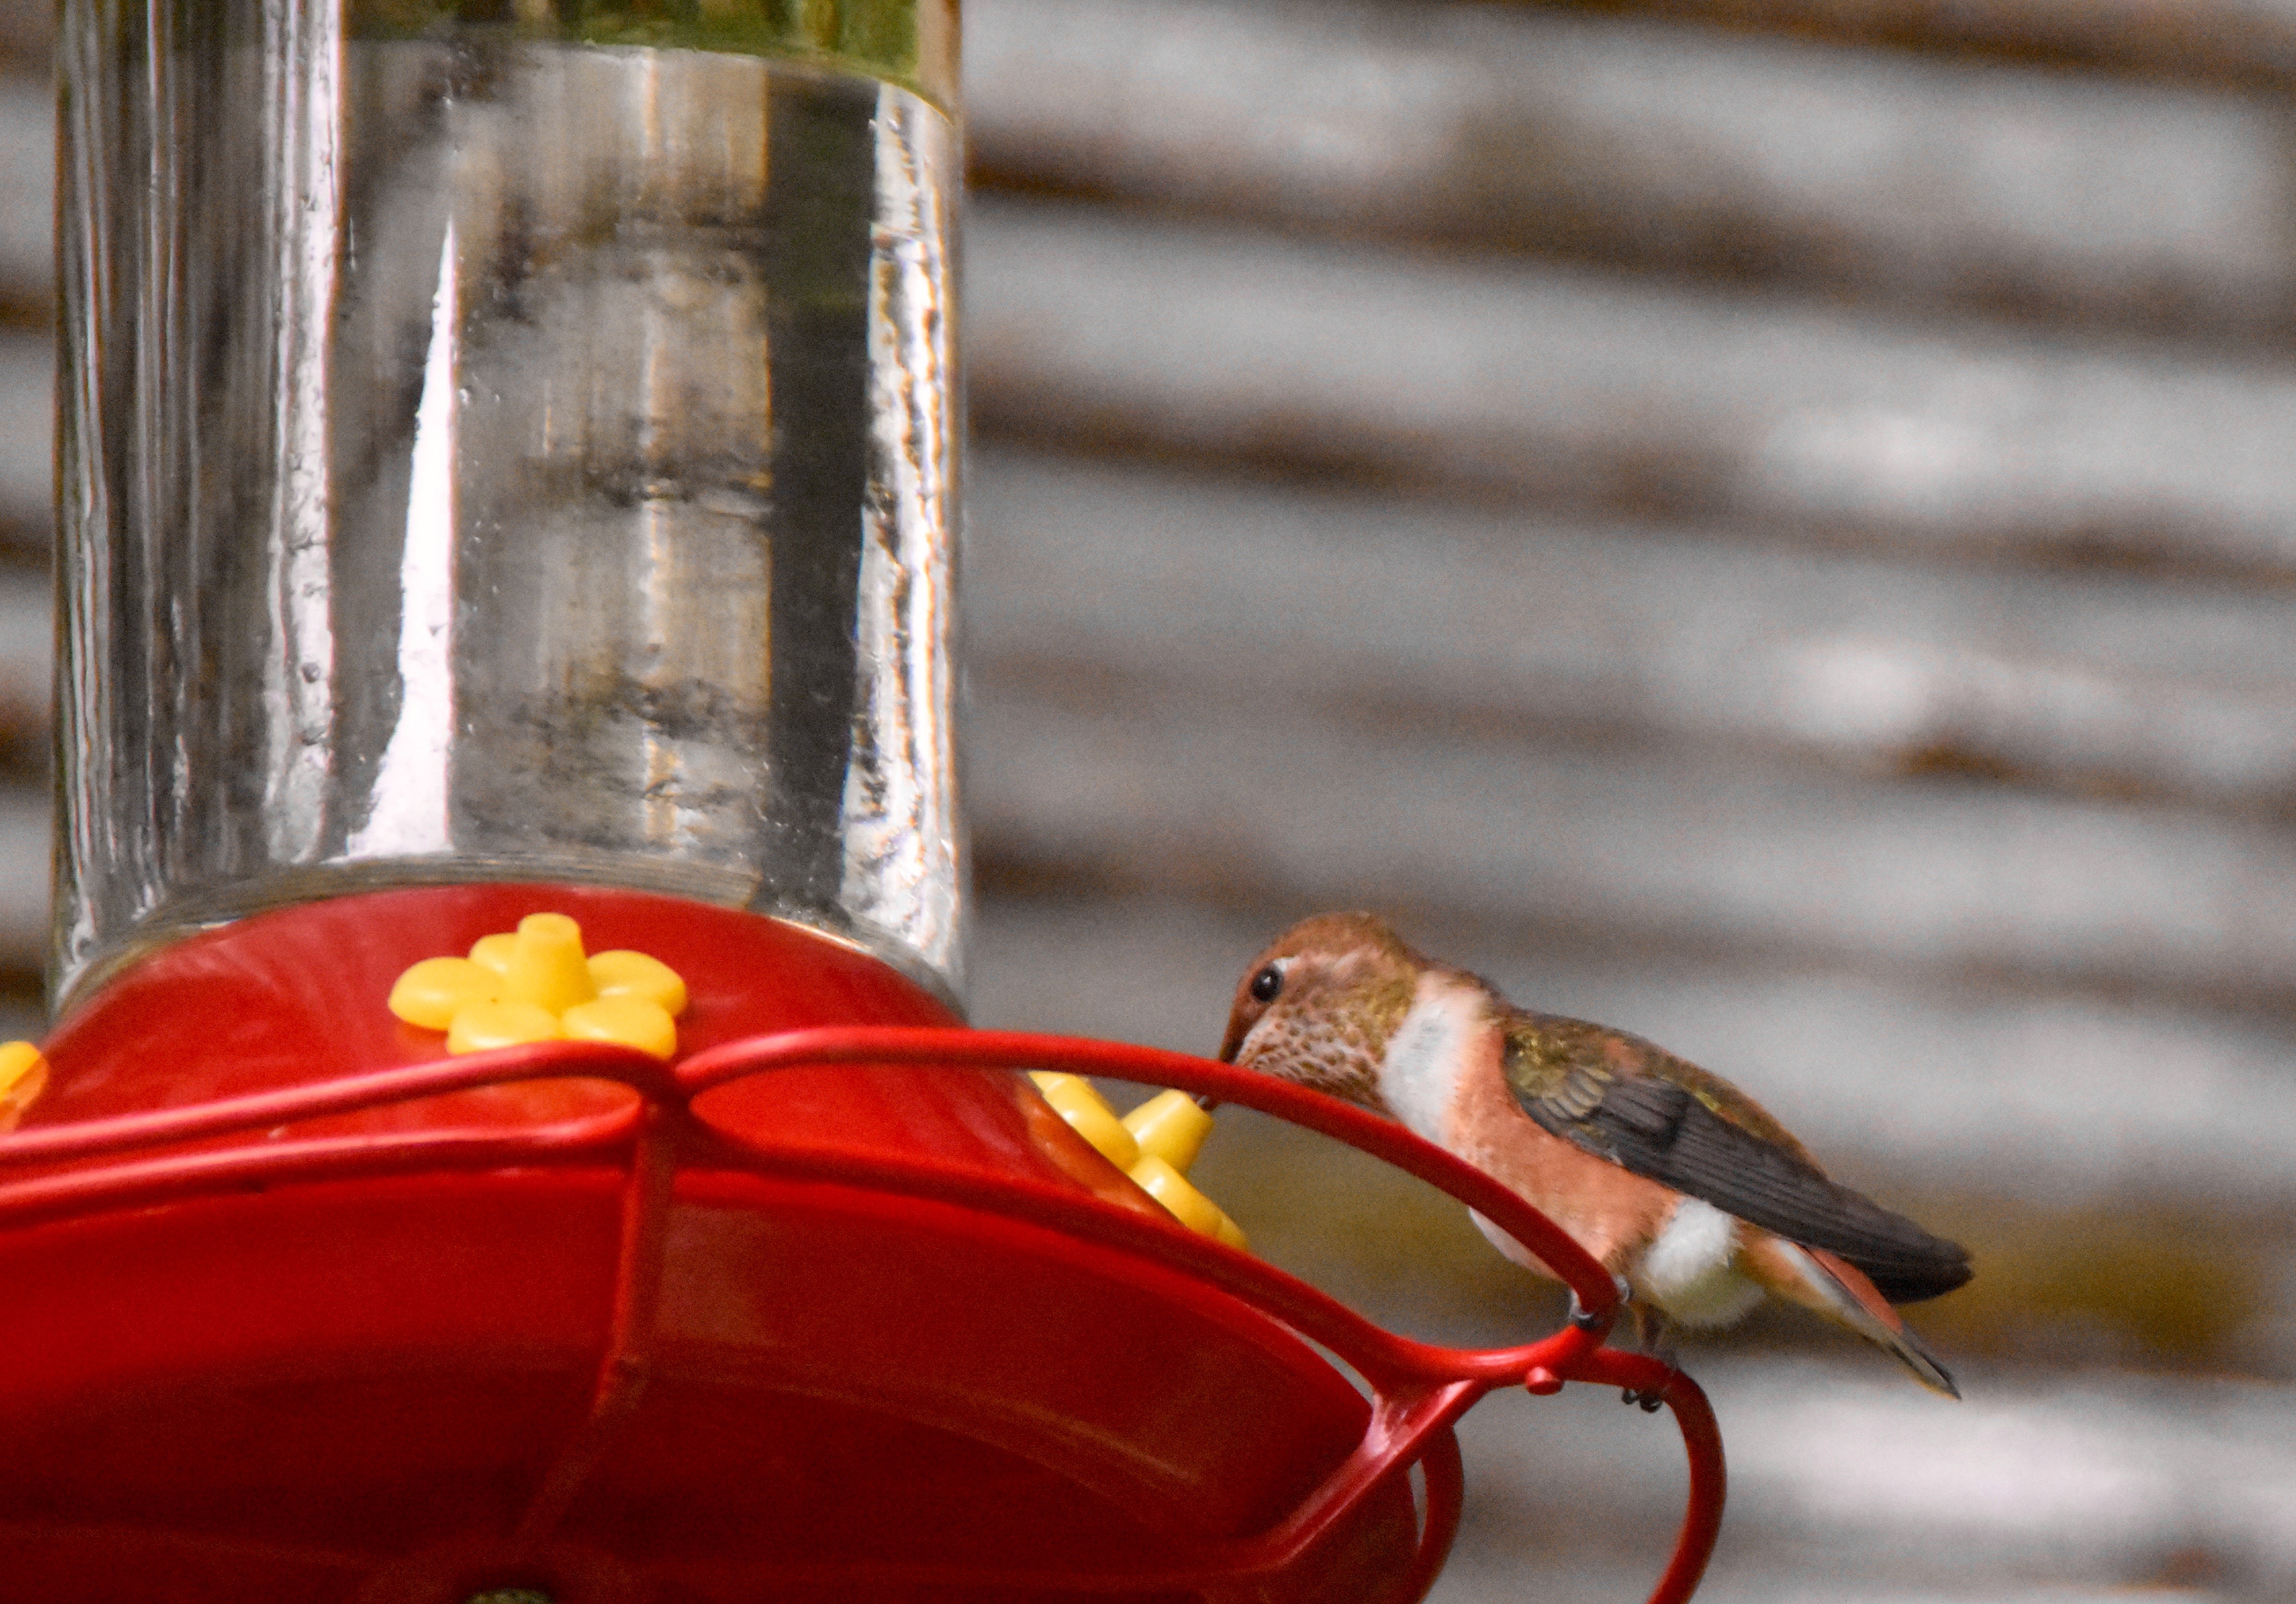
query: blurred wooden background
[{"left": 6, "top": 0, "right": 2296, "bottom": 1597}]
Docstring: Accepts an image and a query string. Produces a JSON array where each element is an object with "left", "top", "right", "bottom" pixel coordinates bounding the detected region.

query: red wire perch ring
[{"left": 0, "top": 1026, "right": 1724, "bottom": 1604}]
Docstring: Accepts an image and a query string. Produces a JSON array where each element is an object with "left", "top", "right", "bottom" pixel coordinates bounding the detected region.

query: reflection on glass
[{"left": 54, "top": 1, "right": 964, "bottom": 1008}]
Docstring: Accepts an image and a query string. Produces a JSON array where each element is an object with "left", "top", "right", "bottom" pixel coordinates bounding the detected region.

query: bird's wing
[{"left": 1502, "top": 1015, "right": 1973, "bottom": 1303}]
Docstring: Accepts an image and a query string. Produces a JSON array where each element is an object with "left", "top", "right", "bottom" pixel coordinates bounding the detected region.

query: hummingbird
[{"left": 1218, "top": 912, "right": 1972, "bottom": 1397}]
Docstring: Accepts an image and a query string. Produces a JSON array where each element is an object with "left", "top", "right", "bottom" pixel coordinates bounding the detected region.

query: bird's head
[{"left": 1217, "top": 912, "right": 1425, "bottom": 1112}]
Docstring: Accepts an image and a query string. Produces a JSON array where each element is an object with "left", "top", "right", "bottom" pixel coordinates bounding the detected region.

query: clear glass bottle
[{"left": 54, "top": 0, "right": 964, "bottom": 1009}]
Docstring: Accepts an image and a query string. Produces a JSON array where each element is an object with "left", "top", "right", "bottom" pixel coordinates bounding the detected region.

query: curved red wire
[
  {"left": 681, "top": 1028, "right": 1626, "bottom": 1323},
  {"left": 0, "top": 1024, "right": 1724, "bottom": 1604}
]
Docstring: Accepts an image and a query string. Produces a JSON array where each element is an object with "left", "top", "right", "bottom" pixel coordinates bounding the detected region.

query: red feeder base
[{"left": 0, "top": 886, "right": 1722, "bottom": 1603}]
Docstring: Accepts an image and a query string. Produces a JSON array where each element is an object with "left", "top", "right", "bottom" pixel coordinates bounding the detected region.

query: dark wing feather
[{"left": 1507, "top": 1033, "right": 1973, "bottom": 1304}]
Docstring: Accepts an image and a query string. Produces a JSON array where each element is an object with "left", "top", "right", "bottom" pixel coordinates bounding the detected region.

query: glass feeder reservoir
[{"left": 55, "top": 0, "right": 962, "bottom": 1010}]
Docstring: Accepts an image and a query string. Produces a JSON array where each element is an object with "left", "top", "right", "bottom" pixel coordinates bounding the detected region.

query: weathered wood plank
[
  {"left": 1571, "top": 0, "right": 2296, "bottom": 91},
  {"left": 0, "top": 334, "right": 46, "bottom": 549},
  {"left": 971, "top": 448, "right": 2296, "bottom": 810},
  {"left": 0, "top": 1, "right": 42, "bottom": 73},
  {"left": 0, "top": 568, "right": 43, "bottom": 770},
  {"left": 968, "top": 680, "right": 2296, "bottom": 1004},
  {"left": 968, "top": 198, "right": 2296, "bottom": 570},
  {"left": 970, "top": 0, "right": 2296, "bottom": 329},
  {"left": 0, "top": 79, "right": 44, "bottom": 317},
  {"left": 0, "top": 787, "right": 43, "bottom": 971}
]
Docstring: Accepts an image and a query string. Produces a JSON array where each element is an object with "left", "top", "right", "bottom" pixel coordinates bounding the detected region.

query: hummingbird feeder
[{"left": 3, "top": 3, "right": 1724, "bottom": 1600}]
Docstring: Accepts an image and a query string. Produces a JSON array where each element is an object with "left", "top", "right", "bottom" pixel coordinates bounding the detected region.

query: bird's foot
[
  {"left": 1568, "top": 1274, "right": 1635, "bottom": 1332},
  {"left": 1619, "top": 1302, "right": 1677, "bottom": 1410},
  {"left": 1565, "top": 1279, "right": 1674, "bottom": 1407},
  {"left": 1618, "top": 1347, "right": 1678, "bottom": 1412}
]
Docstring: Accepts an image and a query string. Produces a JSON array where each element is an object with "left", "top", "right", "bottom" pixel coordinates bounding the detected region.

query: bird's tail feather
[{"left": 1749, "top": 1239, "right": 1960, "bottom": 1398}]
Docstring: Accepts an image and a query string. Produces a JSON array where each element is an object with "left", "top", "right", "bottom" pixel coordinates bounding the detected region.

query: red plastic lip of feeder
[
  {"left": 0, "top": 1031, "right": 1725, "bottom": 1603},
  {"left": 0, "top": 893, "right": 1723, "bottom": 1604}
]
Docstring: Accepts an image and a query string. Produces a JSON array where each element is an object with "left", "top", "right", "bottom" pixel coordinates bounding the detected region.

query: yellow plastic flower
[
  {"left": 0, "top": 1040, "right": 47, "bottom": 1133},
  {"left": 1027, "top": 1074, "right": 1246, "bottom": 1249},
  {"left": 390, "top": 913, "right": 687, "bottom": 1059}
]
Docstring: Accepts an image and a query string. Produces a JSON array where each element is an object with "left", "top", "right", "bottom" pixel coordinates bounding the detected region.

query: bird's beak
[{"left": 1203, "top": 1025, "right": 1249, "bottom": 1114}]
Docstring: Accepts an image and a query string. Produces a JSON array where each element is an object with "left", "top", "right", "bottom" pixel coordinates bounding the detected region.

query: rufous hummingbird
[{"left": 1219, "top": 912, "right": 1972, "bottom": 1397}]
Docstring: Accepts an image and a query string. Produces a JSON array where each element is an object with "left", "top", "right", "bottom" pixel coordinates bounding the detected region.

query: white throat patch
[{"left": 1378, "top": 977, "right": 1480, "bottom": 1147}]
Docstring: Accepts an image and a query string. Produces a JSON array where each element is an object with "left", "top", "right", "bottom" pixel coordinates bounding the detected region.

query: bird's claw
[
  {"left": 1620, "top": 1339, "right": 1678, "bottom": 1412},
  {"left": 1573, "top": 1275, "right": 1664, "bottom": 1407},
  {"left": 1568, "top": 1274, "right": 1635, "bottom": 1332}
]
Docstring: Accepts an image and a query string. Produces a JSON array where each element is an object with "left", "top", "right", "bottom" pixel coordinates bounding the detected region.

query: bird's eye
[{"left": 1249, "top": 964, "right": 1283, "bottom": 1003}]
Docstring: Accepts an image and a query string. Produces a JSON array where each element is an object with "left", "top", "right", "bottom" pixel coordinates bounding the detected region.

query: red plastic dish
[{"left": 0, "top": 886, "right": 1722, "bottom": 1603}]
